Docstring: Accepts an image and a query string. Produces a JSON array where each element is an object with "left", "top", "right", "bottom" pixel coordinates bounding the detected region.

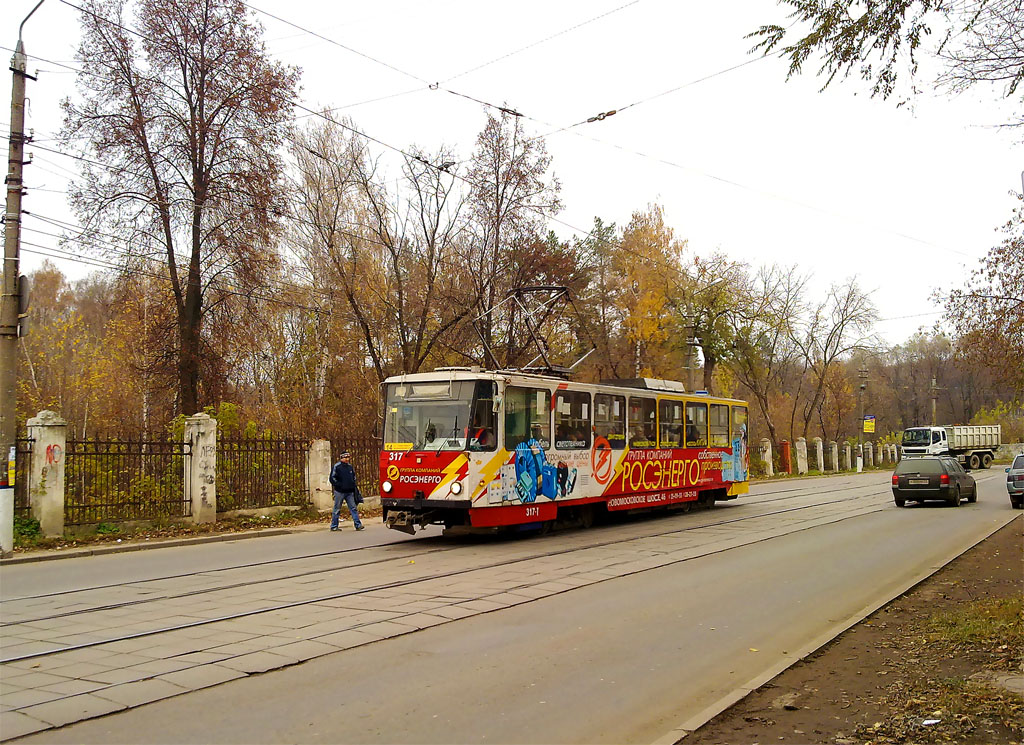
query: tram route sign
[{"left": 863, "top": 415, "right": 875, "bottom": 434}]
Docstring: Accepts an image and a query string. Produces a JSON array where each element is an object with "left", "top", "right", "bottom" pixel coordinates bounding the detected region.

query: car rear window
[
  {"left": 1013, "top": 455, "right": 1024, "bottom": 469},
  {"left": 895, "top": 459, "right": 943, "bottom": 475}
]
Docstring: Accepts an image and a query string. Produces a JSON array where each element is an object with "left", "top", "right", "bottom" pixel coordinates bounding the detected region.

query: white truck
[{"left": 900, "top": 424, "right": 1001, "bottom": 469}]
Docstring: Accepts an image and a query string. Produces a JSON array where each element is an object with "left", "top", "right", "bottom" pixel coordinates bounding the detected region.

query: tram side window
[
  {"left": 685, "top": 401, "right": 708, "bottom": 447},
  {"left": 594, "top": 394, "right": 626, "bottom": 450},
  {"left": 554, "top": 391, "right": 591, "bottom": 449},
  {"left": 505, "top": 386, "right": 551, "bottom": 450},
  {"left": 628, "top": 397, "right": 657, "bottom": 448},
  {"left": 659, "top": 399, "right": 683, "bottom": 448},
  {"left": 468, "top": 380, "right": 497, "bottom": 451},
  {"left": 709, "top": 404, "right": 730, "bottom": 447}
]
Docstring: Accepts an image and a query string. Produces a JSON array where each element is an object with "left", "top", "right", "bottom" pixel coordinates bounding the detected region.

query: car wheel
[
  {"left": 894, "top": 496, "right": 905, "bottom": 507},
  {"left": 949, "top": 484, "right": 961, "bottom": 507},
  {"left": 1012, "top": 497, "right": 1023, "bottom": 510},
  {"left": 981, "top": 453, "right": 992, "bottom": 469},
  {"left": 967, "top": 482, "right": 977, "bottom": 503},
  {"left": 968, "top": 454, "right": 981, "bottom": 470}
]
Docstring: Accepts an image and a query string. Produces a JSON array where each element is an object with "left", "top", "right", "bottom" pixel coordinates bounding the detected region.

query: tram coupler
[{"left": 384, "top": 510, "right": 417, "bottom": 535}]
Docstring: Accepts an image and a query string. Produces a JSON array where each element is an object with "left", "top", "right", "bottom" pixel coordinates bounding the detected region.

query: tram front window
[{"left": 384, "top": 381, "right": 476, "bottom": 451}]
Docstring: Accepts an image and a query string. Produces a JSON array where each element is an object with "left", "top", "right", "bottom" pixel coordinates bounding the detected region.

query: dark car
[
  {"left": 891, "top": 456, "right": 977, "bottom": 507},
  {"left": 1006, "top": 454, "right": 1024, "bottom": 509}
]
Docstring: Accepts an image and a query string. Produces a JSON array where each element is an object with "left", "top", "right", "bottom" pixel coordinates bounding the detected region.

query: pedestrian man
[{"left": 329, "top": 451, "right": 364, "bottom": 531}]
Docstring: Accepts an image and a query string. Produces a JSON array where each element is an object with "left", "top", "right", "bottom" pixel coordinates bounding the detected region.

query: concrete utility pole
[
  {"left": 1, "top": 1, "right": 43, "bottom": 498},
  {"left": 856, "top": 368, "right": 868, "bottom": 470}
]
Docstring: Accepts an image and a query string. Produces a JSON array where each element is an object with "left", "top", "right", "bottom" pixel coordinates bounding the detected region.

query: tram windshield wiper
[{"left": 437, "top": 417, "right": 458, "bottom": 456}]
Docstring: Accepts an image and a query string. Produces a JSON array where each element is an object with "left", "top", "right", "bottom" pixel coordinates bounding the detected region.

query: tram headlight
[
  {"left": 382, "top": 480, "right": 393, "bottom": 493},
  {"left": 450, "top": 481, "right": 463, "bottom": 495}
]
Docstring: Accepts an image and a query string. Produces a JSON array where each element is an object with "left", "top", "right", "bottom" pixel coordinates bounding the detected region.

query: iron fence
[
  {"left": 14, "top": 436, "right": 33, "bottom": 519},
  {"left": 64, "top": 437, "right": 191, "bottom": 525},
  {"left": 216, "top": 437, "right": 310, "bottom": 511}
]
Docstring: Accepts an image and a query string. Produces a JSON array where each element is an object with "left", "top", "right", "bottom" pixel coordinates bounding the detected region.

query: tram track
[
  {"left": 3, "top": 484, "right": 885, "bottom": 623},
  {"left": 1, "top": 484, "right": 894, "bottom": 664},
  {"left": 2, "top": 475, "right": 891, "bottom": 607}
]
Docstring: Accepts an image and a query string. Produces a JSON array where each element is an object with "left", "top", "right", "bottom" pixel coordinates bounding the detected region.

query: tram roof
[{"left": 382, "top": 368, "right": 747, "bottom": 404}]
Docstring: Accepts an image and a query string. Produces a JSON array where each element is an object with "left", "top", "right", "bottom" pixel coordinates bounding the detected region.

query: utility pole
[
  {"left": 930, "top": 377, "right": 938, "bottom": 426},
  {"left": 857, "top": 367, "right": 868, "bottom": 470},
  {"left": 1, "top": 1, "right": 43, "bottom": 496}
]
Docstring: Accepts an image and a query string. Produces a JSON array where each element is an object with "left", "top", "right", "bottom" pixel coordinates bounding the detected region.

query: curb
[
  {"left": 651, "top": 513, "right": 1022, "bottom": 744},
  {"left": 0, "top": 527, "right": 300, "bottom": 565}
]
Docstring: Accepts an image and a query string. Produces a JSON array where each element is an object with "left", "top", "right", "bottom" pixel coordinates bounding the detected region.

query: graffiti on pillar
[{"left": 46, "top": 444, "right": 63, "bottom": 466}]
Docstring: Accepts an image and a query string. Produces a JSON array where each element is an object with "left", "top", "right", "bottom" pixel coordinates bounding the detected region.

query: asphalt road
[{"left": 5, "top": 470, "right": 1017, "bottom": 744}]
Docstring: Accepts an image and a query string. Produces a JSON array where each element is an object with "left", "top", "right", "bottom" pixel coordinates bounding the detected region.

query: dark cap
[{"left": 340, "top": 451, "right": 351, "bottom": 459}]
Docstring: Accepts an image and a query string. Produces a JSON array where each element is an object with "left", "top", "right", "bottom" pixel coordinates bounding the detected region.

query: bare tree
[
  {"left": 466, "top": 110, "right": 562, "bottom": 365},
  {"left": 62, "top": 0, "right": 299, "bottom": 414},
  {"left": 292, "top": 118, "right": 478, "bottom": 379},
  {"left": 791, "top": 279, "right": 879, "bottom": 439}
]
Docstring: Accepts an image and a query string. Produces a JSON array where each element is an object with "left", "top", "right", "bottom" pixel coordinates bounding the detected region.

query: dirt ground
[{"left": 685, "top": 515, "right": 1023, "bottom": 745}]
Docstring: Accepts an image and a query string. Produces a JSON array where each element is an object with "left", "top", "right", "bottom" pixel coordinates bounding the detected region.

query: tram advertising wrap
[{"left": 379, "top": 370, "right": 749, "bottom": 534}]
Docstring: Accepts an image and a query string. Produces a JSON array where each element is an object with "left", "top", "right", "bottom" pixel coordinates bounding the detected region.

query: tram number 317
[{"left": 525, "top": 507, "right": 540, "bottom": 518}]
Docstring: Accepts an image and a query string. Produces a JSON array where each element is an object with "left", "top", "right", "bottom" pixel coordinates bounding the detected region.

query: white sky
[{"left": 3, "top": 0, "right": 1020, "bottom": 346}]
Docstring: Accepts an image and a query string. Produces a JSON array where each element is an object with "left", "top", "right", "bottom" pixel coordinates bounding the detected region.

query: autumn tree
[
  {"left": 672, "top": 253, "right": 746, "bottom": 394},
  {"left": 62, "top": 0, "right": 300, "bottom": 415},
  {"left": 940, "top": 200, "right": 1024, "bottom": 394},
  {"left": 728, "top": 264, "right": 808, "bottom": 445}
]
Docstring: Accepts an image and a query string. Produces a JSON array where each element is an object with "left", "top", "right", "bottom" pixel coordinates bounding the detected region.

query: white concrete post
[
  {"left": 759, "top": 438, "right": 773, "bottom": 477},
  {"left": 856, "top": 444, "right": 864, "bottom": 473},
  {"left": 842, "top": 443, "right": 852, "bottom": 471},
  {"left": 813, "top": 437, "right": 824, "bottom": 472},
  {"left": 865, "top": 442, "right": 874, "bottom": 468},
  {"left": 27, "top": 411, "right": 67, "bottom": 537},
  {"left": 795, "top": 437, "right": 808, "bottom": 475},
  {"left": 184, "top": 413, "right": 217, "bottom": 524},
  {"left": 829, "top": 441, "right": 839, "bottom": 472},
  {"left": 0, "top": 487, "right": 12, "bottom": 557},
  {"left": 307, "top": 439, "right": 333, "bottom": 512}
]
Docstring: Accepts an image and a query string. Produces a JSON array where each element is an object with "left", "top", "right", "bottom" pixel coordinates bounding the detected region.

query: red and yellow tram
[{"left": 379, "top": 368, "right": 749, "bottom": 533}]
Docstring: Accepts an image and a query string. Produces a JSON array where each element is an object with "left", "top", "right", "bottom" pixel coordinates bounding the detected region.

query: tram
[{"left": 379, "top": 368, "right": 749, "bottom": 534}]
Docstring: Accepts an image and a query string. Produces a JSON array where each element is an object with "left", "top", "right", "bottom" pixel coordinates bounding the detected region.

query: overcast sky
[{"left": 3, "top": 0, "right": 1020, "bottom": 347}]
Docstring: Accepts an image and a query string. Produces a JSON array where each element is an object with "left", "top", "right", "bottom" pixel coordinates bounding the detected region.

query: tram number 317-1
[{"left": 525, "top": 506, "right": 540, "bottom": 518}]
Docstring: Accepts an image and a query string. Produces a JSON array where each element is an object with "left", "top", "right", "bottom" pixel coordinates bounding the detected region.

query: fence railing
[
  {"left": 216, "top": 437, "right": 310, "bottom": 511},
  {"left": 14, "top": 436, "right": 33, "bottom": 519},
  {"left": 64, "top": 437, "right": 191, "bottom": 526}
]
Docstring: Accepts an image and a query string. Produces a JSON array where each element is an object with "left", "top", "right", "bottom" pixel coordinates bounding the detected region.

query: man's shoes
[
  {"left": 355, "top": 525, "right": 365, "bottom": 531},
  {"left": 330, "top": 527, "right": 340, "bottom": 531}
]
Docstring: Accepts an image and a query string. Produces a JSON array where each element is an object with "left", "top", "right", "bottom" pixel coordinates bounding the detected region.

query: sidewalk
[{"left": 0, "top": 522, "right": 330, "bottom": 566}]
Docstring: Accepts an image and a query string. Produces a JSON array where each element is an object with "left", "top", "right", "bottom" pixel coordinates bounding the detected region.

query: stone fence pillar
[
  {"left": 813, "top": 437, "right": 824, "bottom": 472},
  {"left": 795, "top": 438, "right": 808, "bottom": 475},
  {"left": 829, "top": 441, "right": 839, "bottom": 471},
  {"left": 307, "top": 439, "right": 333, "bottom": 512},
  {"left": 0, "top": 487, "right": 10, "bottom": 557},
  {"left": 865, "top": 441, "right": 874, "bottom": 468},
  {"left": 842, "top": 443, "right": 851, "bottom": 471},
  {"left": 184, "top": 413, "right": 217, "bottom": 524},
  {"left": 28, "top": 411, "right": 67, "bottom": 537},
  {"left": 759, "top": 438, "right": 773, "bottom": 477}
]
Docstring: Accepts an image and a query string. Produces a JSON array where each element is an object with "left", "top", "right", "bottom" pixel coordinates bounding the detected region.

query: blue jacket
[{"left": 330, "top": 461, "right": 357, "bottom": 493}]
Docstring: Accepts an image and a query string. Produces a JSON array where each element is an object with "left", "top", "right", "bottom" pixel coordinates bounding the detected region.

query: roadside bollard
[{"left": 780, "top": 440, "right": 793, "bottom": 475}]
